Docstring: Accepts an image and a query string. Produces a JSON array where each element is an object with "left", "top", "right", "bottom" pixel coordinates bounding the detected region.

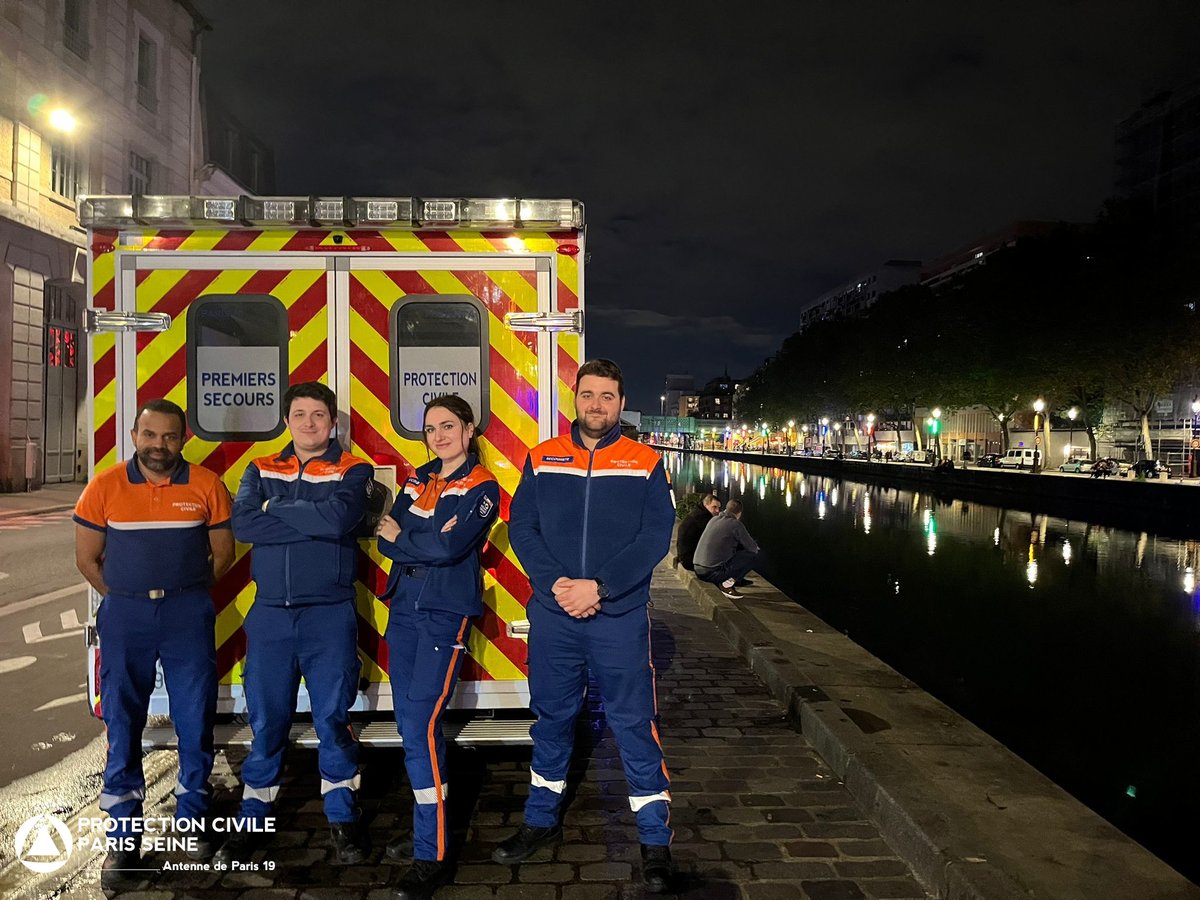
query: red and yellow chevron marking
[
  {"left": 88, "top": 226, "right": 584, "bottom": 703},
  {"left": 349, "top": 267, "right": 540, "bottom": 683}
]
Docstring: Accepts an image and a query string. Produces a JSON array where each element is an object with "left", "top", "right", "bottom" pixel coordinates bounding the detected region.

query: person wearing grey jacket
[{"left": 692, "top": 499, "right": 759, "bottom": 598}]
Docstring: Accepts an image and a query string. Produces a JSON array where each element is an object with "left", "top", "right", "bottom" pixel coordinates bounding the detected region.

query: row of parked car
[{"left": 975, "top": 450, "right": 1169, "bottom": 478}]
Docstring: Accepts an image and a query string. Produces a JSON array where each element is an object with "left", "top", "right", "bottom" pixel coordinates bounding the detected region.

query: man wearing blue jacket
[
  {"left": 218, "top": 381, "right": 373, "bottom": 865},
  {"left": 492, "top": 358, "right": 677, "bottom": 893}
]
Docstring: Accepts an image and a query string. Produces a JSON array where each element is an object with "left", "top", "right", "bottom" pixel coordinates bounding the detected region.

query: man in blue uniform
[
  {"left": 74, "top": 399, "right": 234, "bottom": 891},
  {"left": 218, "top": 381, "right": 373, "bottom": 865},
  {"left": 492, "top": 359, "right": 677, "bottom": 893}
]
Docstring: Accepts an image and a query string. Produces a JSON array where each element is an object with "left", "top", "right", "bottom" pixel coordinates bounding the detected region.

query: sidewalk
[
  {"left": 37, "top": 558, "right": 930, "bottom": 899},
  {"left": 0, "top": 480, "right": 84, "bottom": 518}
]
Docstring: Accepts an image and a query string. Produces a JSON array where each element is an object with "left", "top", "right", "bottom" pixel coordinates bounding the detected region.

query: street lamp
[
  {"left": 1067, "top": 407, "right": 1078, "bottom": 460},
  {"left": 931, "top": 408, "right": 942, "bottom": 460},
  {"left": 787, "top": 419, "right": 795, "bottom": 455},
  {"left": 866, "top": 413, "right": 876, "bottom": 457},
  {"left": 1032, "top": 398, "right": 1045, "bottom": 473},
  {"left": 659, "top": 394, "right": 665, "bottom": 416},
  {"left": 48, "top": 107, "right": 78, "bottom": 133},
  {"left": 1191, "top": 398, "right": 1200, "bottom": 477}
]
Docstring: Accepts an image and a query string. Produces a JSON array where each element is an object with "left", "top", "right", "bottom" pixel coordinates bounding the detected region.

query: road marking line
[
  {"left": 0, "top": 584, "right": 86, "bottom": 620},
  {"left": 60, "top": 609, "right": 81, "bottom": 630},
  {"left": 22, "top": 622, "right": 85, "bottom": 645},
  {"left": 34, "top": 692, "right": 87, "bottom": 712},
  {"left": 0, "top": 656, "right": 37, "bottom": 674}
]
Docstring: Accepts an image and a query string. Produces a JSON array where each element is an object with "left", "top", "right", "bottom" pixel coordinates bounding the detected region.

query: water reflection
[{"left": 665, "top": 451, "right": 1200, "bottom": 883}]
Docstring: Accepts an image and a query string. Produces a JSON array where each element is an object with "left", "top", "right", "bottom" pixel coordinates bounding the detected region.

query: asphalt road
[{"left": 0, "top": 514, "right": 104, "bottom": 785}]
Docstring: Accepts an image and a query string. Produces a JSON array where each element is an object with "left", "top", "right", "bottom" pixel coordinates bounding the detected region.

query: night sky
[{"left": 194, "top": 1, "right": 1200, "bottom": 412}]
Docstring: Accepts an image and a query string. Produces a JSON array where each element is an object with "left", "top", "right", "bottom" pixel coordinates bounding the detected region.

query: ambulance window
[
  {"left": 389, "top": 295, "right": 490, "bottom": 441},
  {"left": 186, "top": 295, "right": 289, "bottom": 442}
]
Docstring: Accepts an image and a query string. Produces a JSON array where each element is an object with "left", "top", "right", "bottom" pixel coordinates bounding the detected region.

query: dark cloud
[{"left": 195, "top": 0, "right": 1200, "bottom": 408}]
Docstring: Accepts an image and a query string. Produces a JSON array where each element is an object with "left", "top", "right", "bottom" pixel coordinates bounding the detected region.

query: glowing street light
[
  {"left": 48, "top": 107, "right": 77, "bottom": 133},
  {"left": 1032, "top": 398, "right": 1046, "bottom": 473}
]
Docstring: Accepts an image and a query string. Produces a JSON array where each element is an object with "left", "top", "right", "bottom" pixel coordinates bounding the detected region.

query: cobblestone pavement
[{"left": 80, "top": 561, "right": 929, "bottom": 899}]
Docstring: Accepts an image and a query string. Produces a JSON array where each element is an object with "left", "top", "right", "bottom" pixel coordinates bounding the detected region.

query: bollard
[{"left": 24, "top": 437, "right": 39, "bottom": 492}]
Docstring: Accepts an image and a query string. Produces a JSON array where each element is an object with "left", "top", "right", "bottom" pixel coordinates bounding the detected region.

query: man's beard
[
  {"left": 137, "top": 447, "right": 180, "bottom": 473},
  {"left": 577, "top": 413, "right": 616, "bottom": 439}
]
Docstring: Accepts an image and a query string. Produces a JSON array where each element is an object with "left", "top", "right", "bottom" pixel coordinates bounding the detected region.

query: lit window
[{"left": 51, "top": 141, "right": 83, "bottom": 199}]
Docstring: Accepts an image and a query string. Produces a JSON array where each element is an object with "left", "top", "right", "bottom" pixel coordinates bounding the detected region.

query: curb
[
  {"left": 0, "top": 504, "right": 75, "bottom": 520},
  {"left": 673, "top": 564, "right": 1199, "bottom": 900}
]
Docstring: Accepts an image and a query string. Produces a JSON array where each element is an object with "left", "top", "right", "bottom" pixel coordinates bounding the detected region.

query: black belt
[
  {"left": 397, "top": 565, "right": 428, "bottom": 579},
  {"left": 109, "top": 584, "right": 208, "bottom": 601}
]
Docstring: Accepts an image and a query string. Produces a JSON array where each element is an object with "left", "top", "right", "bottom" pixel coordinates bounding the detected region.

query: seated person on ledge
[
  {"left": 693, "top": 499, "right": 759, "bottom": 599},
  {"left": 676, "top": 493, "right": 721, "bottom": 571}
]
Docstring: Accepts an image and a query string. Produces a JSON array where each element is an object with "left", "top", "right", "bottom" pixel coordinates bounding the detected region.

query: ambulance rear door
[
  {"left": 86, "top": 248, "right": 334, "bottom": 720},
  {"left": 340, "top": 247, "right": 577, "bottom": 714}
]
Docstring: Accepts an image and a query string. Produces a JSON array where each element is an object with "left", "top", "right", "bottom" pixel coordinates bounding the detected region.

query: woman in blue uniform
[{"left": 376, "top": 395, "right": 500, "bottom": 899}]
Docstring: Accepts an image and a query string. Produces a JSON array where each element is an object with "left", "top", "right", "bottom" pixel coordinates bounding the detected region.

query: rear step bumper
[{"left": 142, "top": 718, "right": 534, "bottom": 749}]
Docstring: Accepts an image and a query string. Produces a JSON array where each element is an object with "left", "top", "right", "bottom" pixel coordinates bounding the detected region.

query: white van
[{"left": 999, "top": 448, "right": 1038, "bottom": 468}]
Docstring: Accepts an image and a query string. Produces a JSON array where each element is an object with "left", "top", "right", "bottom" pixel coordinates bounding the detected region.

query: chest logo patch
[{"left": 542, "top": 455, "right": 575, "bottom": 463}]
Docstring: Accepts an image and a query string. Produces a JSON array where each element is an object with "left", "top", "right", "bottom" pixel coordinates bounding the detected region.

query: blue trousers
[
  {"left": 523, "top": 600, "right": 672, "bottom": 845},
  {"left": 97, "top": 589, "right": 216, "bottom": 839},
  {"left": 386, "top": 579, "right": 471, "bottom": 861},
  {"left": 237, "top": 601, "right": 361, "bottom": 823}
]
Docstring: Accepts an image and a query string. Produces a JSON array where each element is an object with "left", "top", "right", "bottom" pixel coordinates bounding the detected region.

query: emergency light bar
[{"left": 78, "top": 196, "right": 584, "bottom": 229}]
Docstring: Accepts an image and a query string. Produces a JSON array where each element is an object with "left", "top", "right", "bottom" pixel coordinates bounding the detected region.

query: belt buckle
[{"left": 148, "top": 589, "right": 165, "bottom": 600}]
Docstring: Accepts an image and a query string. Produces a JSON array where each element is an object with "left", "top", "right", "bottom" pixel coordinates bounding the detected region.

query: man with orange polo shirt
[{"left": 74, "top": 399, "right": 234, "bottom": 890}]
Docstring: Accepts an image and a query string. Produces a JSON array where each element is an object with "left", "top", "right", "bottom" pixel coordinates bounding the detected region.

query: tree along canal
[{"left": 665, "top": 451, "right": 1200, "bottom": 883}]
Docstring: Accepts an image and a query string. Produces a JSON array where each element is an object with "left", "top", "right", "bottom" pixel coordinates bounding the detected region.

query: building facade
[
  {"left": 797, "top": 259, "right": 921, "bottom": 332},
  {"left": 0, "top": 0, "right": 207, "bottom": 490},
  {"left": 696, "top": 371, "right": 740, "bottom": 420},
  {"left": 1115, "top": 78, "right": 1200, "bottom": 241}
]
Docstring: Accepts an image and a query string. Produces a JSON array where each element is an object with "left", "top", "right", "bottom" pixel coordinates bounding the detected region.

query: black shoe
[
  {"left": 185, "top": 827, "right": 219, "bottom": 861},
  {"left": 330, "top": 821, "right": 370, "bottom": 864},
  {"left": 101, "top": 846, "right": 142, "bottom": 893},
  {"left": 490, "top": 823, "right": 562, "bottom": 864},
  {"left": 394, "top": 858, "right": 453, "bottom": 899},
  {"left": 641, "top": 844, "right": 673, "bottom": 893},
  {"left": 385, "top": 833, "right": 414, "bottom": 861},
  {"left": 212, "top": 830, "right": 264, "bottom": 866}
]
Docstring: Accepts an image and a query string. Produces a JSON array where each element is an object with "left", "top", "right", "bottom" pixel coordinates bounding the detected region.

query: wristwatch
[{"left": 594, "top": 579, "right": 610, "bottom": 600}]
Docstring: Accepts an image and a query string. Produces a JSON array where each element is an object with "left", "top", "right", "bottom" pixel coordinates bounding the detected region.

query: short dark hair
[
  {"left": 575, "top": 358, "right": 624, "bottom": 398},
  {"left": 424, "top": 394, "right": 482, "bottom": 459},
  {"left": 135, "top": 399, "right": 186, "bottom": 435},
  {"left": 724, "top": 499, "right": 743, "bottom": 517},
  {"left": 284, "top": 381, "right": 337, "bottom": 419}
]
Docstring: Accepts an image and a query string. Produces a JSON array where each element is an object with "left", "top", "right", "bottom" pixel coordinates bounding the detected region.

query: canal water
[{"left": 665, "top": 451, "right": 1200, "bottom": 882}]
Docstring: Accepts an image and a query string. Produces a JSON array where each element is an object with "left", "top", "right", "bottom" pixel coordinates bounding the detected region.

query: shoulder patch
[{"left": 478, "top": 495, "right": 495, "bottom": 519}]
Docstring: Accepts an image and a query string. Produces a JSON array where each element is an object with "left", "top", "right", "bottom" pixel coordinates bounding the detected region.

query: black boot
[
  {"left": 385, "top": 833, "right": 414, "bottom": 861},
  {"left": 330, "top": 821, "right": 370, "bottom": 864},
  {"left": 394, "top": 858, "right": 453, "bottom": 899},
  {"left": 490, "top": 823, "right": 562, "bottom": 864},
  {"left": 212, "top": 830, "right": 264, "bottom": 866},
  {"left": 641, "top": 844, "right": 673, "bottom": 893},
  {"left": 100, "top": 845, "right": 143, "bottom": 894},
  {"left": 184, "top": 824, "right": 219, "bottom": 861}
]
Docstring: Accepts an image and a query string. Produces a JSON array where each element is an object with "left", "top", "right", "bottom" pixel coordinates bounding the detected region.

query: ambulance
[{"left": 78, "top": 195, "right": 586, "bottom": 747}]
